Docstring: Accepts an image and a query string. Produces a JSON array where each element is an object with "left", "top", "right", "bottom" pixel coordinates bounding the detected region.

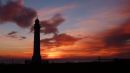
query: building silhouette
[{"left": 31, "top": 18, "right": 42, "bottom": 64}]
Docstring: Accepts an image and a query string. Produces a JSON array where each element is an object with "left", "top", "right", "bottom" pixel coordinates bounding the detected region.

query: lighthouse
[{"left": 31, "top": 18, "right": 42, "bottom": 64}]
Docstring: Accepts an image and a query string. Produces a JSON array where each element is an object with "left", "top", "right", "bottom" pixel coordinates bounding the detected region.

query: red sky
[{"left": 0, "top": 0, "right": 130, "bottom": 61}]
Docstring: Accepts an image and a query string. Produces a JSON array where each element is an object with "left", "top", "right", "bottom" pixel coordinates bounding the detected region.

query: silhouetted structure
[{"left": 31, "top": 18, "right": 42, "bottom": 64}]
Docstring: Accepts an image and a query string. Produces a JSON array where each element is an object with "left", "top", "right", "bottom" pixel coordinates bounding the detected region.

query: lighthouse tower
[{"left": 31, "top": 18, "right": 42, "bottom": 64}]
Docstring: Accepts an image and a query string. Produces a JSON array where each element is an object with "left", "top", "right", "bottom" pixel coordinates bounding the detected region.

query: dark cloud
[
  {"left": 19, "top": 36, "right": 26, "bottom": 40},
  {"left": 8, "top": 31, "right": 17, "bottom": 35},
  {"left": 0, "top": 0, "right": 36, "bottom": 28},
  {"left": 40, "top": 14, "right": 65, "bottom": 35},
  {"left": 6, "top": 31, "right": 18, "bottom": 39},
  {"left": 102, "top": 19, "right": 130, "bottom": 47},
  {"left": 6, "top": 31, "right": 26, "bottom": 40}
]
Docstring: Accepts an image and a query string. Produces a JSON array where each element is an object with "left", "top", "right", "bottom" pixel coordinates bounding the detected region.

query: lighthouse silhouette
[{"left": 31, "top": 18, "right": 42, "bottom": 64}]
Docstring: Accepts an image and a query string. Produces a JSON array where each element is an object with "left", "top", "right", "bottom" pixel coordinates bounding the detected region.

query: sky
[{"left": 0, "top": 0, "right": 130, "bottom": 62}]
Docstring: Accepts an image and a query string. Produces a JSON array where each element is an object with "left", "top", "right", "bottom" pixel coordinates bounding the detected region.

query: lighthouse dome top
[{"left": 35, "top": 18, "right": 40, "bottom": 24}]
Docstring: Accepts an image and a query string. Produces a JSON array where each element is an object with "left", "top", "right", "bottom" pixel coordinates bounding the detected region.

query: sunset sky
[{"left": 0, "top": 0, "right": 130, "bottom": 62}]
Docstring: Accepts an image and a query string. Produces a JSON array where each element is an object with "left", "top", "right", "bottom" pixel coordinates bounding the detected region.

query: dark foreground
[
  {"left": 0, "top": 59, "right": 129, "bottom": 73},
  {"left": 0, "top": 60, "right": 130, "bottom": 71}
]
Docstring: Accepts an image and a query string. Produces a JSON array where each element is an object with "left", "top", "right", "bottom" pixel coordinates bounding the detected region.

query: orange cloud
[{"left": 40, "top": 33, "right": 81, "bottom": 48}]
